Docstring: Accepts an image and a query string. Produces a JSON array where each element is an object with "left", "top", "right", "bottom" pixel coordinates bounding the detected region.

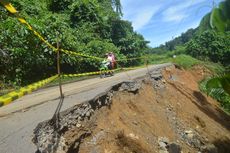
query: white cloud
[
  {"left": 131, "top": 6, "right": 160, "bottom": 30},
  {"left": 162, "top": 0, "right": 206, "bottom": 22},
  {"left": 121, "top": 0, "right": 161, "bottom": 30}
]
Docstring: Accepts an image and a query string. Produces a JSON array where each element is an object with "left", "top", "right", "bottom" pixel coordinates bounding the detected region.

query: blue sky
[{"left": 120, "top": 0, "right": 223, "bottom": 47}]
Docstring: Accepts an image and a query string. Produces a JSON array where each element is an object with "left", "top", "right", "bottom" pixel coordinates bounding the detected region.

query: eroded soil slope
[{"left": 34, "top": 65, "right": 230, "bottom": 153}]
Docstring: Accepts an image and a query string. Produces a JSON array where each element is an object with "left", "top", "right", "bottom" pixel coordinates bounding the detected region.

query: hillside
[
  {"left": 33, "top": 65, "right": 230, "bottom": 153},
  {"left": 155, "top": 0, "right": 230, "bottom": 52}
]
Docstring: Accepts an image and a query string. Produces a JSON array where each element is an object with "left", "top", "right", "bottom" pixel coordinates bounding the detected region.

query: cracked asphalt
[{"left": 0, "top": 63, "right": 172, "bottom": 153}]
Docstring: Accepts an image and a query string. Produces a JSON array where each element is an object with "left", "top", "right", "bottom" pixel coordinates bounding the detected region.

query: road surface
[{"left": 0, "top": 63, "right": 172, "bottom": 153}]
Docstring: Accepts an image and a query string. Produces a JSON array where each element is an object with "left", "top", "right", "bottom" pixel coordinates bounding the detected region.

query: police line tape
[
  {"left": 122, "top": 65, "right": 147, "bottom": 70},
  {"left": 0, "top": 2, "right": 151, "bottom": 107},
  {"left": 116, "top": 56, "right": 148, "bottom": 62},
  {"left": 0, "top": 1, "right": 153, "bottom": 63},
  {"left": 0, "top": 1, "right": 102, "bottom": 60},
  {"left": 61, "top": 49, "right": 103, "bottom": 60},
  {"left": 0, "top": 70, "right": 113, "bottom": 107},
  {"left": 0, "top": 66, "right": 147, "bottom": 107},
  {"left": 0, "top": 75, "right": 58, "bottom": 107}
]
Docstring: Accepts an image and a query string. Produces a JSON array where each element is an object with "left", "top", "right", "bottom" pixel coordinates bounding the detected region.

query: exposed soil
[{"left": 33, "top": 65, "right": 230, "bottom": 153}]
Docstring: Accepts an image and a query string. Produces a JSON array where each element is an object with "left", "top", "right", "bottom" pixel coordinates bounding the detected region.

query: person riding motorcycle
[
  {"left": 99, "top": 53, "right": 115, "bottom": 78},
  {"left": 108, "top": 52, "right": 116, "bottom": 69}
]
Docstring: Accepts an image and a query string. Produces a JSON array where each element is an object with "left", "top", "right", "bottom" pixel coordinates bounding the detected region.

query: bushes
[
  {"left": 186, "top": 30, "right": 230, "bottom": 66},
  {"left": 0, "top": 0, "right": 148, "bottom": 86},
  {"left": 200, "top": 77, "right": 230, "bottom": 113}
]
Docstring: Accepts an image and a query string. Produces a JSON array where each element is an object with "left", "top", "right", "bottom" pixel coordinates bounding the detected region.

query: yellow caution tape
[
  {"left": 63, "top": 69, "right": 121, "bottom": 78},
  {"left": 0, "top": 1, "right": 17, "bottom": 14},
  {"left": 122, "top": 65, "right": 146, "bottom": 70},
  {"left": 61, "top": 49, "right": 103, "bottom": 60},
  {"left": 0, "top": 2, "right": 153, "bottom": 62},
  {"left": 0, "top": 75, "right": 58, "bottom": 107},
  {"left": 116, "top": 56, "right": 148, "bottom": 62},
  {"left": 0, "top": 64, "right": 146, "bottom": 107},
  {"left": 0, "top": 1, "right": 103, "bottom": 60}
]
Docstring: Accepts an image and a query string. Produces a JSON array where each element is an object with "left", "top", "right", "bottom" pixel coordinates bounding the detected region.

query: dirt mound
[{"left": 33, "top": 65, "right": 230, "bottom": 153}]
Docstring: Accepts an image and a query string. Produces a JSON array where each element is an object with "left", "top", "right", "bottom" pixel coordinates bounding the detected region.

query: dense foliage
[
  {"left": 200, "top": 75, "right": 230, "bottom": 112},
  {"left": 147, "top": 0, "right": 230, "bottom": 112},
  {"left": 161, "top": 28, "right": 197, "bottom": 51},
  {"left": 151, "top": 0, "right": 230, "bottom": 66},
  {"left": 186, "top": 30, "right": 230, "bottom": 66},
  {"left": 0, "top": 0, "right": 148, "bottom": 86}
]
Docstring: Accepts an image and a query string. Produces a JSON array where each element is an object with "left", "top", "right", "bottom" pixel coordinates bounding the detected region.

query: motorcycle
[{"left": 99, "top": 60, "right": 114, "bottom": 78}]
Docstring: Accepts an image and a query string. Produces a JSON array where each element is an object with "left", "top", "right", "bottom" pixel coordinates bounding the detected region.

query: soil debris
[{"left": 33, "top": 65, "right": 230, "bottom": 153}]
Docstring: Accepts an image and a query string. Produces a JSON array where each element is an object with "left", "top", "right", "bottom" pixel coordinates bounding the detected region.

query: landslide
[{"left": 33, "top": 65, "right": 230, "bottom": 153}]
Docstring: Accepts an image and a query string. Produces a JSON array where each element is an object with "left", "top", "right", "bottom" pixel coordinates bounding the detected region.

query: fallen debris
[{"left": 33, "top": 65, "right": 230, "bottom": 153}]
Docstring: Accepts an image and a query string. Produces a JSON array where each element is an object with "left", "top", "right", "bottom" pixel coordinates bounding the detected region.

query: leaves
[
  {"left": 186, "top": 30, "right": 230, "bottom": 66},
  {"left": 0, "top": 0, "right": 148, "bottom": 86}
]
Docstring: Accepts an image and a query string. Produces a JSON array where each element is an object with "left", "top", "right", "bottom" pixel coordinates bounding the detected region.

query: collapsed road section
[
  {"left": 0, "top": 64, "right": 173, "bottom": 153},
  {"left": 33, "top": 65, "right": 230, "bottom": 153}
]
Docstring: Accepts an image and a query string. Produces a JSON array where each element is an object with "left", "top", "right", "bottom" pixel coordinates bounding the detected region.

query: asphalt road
[{"left": 0, "top": 63, "right": 172, "bottom": 153}]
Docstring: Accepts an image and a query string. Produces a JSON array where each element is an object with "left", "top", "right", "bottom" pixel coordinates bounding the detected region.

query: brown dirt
[{"left": 63, "top": 65, "right": 230, "bottom": 153}]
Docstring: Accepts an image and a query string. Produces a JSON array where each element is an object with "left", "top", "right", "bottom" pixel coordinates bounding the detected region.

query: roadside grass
[
  {"left": 148, "top": 54, "right": 200, "bottom": 69},
  {"left": 1, "top": 53, "right": 228, "bottom": 112},
  {"left": 148, "top": 54, "right": 224, "bottom": 73},
  {"left": 147, "top": 53, "right": 229, "bottom": 113}
]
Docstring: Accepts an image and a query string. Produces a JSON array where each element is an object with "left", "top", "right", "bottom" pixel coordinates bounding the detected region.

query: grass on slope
[
  {"left": 148, "top": 53, "right": 229, "bottom": 113},
  {"left": 148, "top": 54, "right": 223, "bottom": 72}
]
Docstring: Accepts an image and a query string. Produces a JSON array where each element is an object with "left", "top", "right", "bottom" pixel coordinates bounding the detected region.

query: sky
[{"left": 120, "top": 0, "right": 223, "bottom": 47}]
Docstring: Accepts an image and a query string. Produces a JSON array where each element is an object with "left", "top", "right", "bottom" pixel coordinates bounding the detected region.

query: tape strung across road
[
  {"left": 116, "top": 56, "right": 147, "bottom": 62},
  {"left": 0, "top": 75, "right": 58, "bottom": 107},
  {"left": 0, "top": 1, "right": 102, "bottom": 60},
  {"left": 0, "top": 67, "right": 136, "bottom": 107},
  {"left": 63, "top": 69, "right": 121, "bottom": 78},
  {"left": 60, "top": 49, "right": 103, "bottom": 61},
  {"left": 0, "top": 1, "right": 153, "bottom": 62},
  {"left": 0, "top": 1, "right": 150, "bottom": 107},
  {"left": 0, "top": 70, "right": 118, "bottom": 107}
]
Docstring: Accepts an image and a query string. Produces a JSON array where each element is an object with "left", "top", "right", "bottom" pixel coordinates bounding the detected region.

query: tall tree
[{"left": 111, "top": 0, "right": 122, "bottom": 16}]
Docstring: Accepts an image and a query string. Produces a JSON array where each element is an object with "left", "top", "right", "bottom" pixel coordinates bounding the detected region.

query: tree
[
  {"left": 186, "top": 30, "right": 230, "bottom": 66},
  {"left": 0, "top": 0, "right": 148, "bottom": 86},
  {"left": 111, "top": 0, "right": 122, "bottom": 16}
]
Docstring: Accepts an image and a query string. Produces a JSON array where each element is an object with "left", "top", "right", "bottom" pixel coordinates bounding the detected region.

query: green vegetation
[
  {"left": 200, "top": 75, "right": 230, "bottom": 113},
  {"left": 0, "top": 0, "right": 229, "bottom": 111},
  {"left": 0, "top": 0, "right": 148, "bottom": 87},
  {"left": 147, "top": 28, "right": 197, "bottom": 53},
  {"left": 147, "top": 0, "right": 230, "bottom": 113},
  {"left": 186, "top": 30, "right": 230, "bottom": 66}
]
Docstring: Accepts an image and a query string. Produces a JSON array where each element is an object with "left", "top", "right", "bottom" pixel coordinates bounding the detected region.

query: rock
[
  {"left": 161, "top": 137, "right": 169, "bottom": 144},
  {"left": 167, "top": 143, "right": 181, "bottom": 153},
  {"left": 76, "top": 123, "right": 81, "bottom": 128},
  {"left": 185, "top": 130, "right": 192, "bottom": 134},
  {"left": 86, "top": 111, "right": 91, "bottom": 118},
  {"left": 119, "top": 81, "right": 141, "bottom": 93},
  {"left": 158, "top": 137, "right": 169, "bottom": 151},
  {"left": 128, "top": 133, "right": 139, "bottom": 140},
  {"left": 201, "top": 144, "right": 218, "bottom": 153},
  {"left": 159, "top": 150, "right": 169, "bottom": 153},
  {"left": 182, "top": 130, "right": 202, "bottom": 149},
  {"left": 184, "top": 130, "right": 195, "bottom": 139},
  {"left": 159, "top": 141, "right": 167, "bottom": 150},
  {"left": 151, "top": 74, "right": 162, "bottom": 81}
]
